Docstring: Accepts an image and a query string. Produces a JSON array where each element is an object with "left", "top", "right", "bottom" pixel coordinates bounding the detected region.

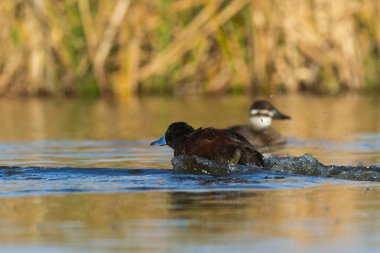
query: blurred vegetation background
[{"left": 0, "top": 0, "right": 380, "bottom": 98}]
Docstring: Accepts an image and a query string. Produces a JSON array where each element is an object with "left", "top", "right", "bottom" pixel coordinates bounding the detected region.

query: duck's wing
[
  {"left": 182, "top": 129, "right": 226, "bottom": 158},
  {"left": 183, "top": 128, "right": 262, "bottom": 165}
]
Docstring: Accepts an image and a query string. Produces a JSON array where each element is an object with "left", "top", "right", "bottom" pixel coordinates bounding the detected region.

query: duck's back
[
  {"left": 181, "top": 128, "right": 263, "bottom": 166},
  {"left": 228, "top": 125, "right": 286, "bottom": 147}
]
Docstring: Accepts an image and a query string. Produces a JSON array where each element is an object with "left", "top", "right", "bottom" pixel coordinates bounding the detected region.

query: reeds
[{"left": 0, "top": 0, "right": 380, "bottom": 97}]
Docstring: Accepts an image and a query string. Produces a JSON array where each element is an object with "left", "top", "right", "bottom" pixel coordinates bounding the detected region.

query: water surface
[{"left": 0, "top": 95, "right": 380, "bottom": 252}]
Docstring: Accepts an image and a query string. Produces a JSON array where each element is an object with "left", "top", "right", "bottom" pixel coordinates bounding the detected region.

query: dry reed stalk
[
  {"left": 94, "top": 0, "right": 130, "bottom": 93},
  {"left": 0, "top": 54, "right": 23, "bottom": 94},
  {"left": 139, "top": 1, "right": 222, "bottom": 82}
]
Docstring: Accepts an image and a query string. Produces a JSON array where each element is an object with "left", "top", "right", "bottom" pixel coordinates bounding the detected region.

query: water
[{"left": 0, "top": 95, "right": 380, "bottom": 252}]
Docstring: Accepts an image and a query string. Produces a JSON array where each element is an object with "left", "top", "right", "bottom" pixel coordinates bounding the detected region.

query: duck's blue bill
[{"left": 150, "top": 135, "right": 167, "bottom": 146}]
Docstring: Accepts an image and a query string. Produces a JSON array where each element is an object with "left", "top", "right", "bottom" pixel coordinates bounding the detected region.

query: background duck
[
  {"left": 228, "top": 100, "right": 291, "bottom": 147},
  {"left": 151, "top": 122, "right": 264, "bottom": 167}
]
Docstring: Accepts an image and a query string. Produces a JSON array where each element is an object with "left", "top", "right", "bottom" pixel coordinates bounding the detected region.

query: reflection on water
[
  {"left": 0, "top": 95, "right": 379, "bottom": 165},
  {"left": 0, "top": 140, "right": 171, "bottom": 168},
  {"left": 0, "top": 95, "right": 380, "bottom": 252},
  {"left": 0, "top": 186, "right": 380, "bottom": 252}
]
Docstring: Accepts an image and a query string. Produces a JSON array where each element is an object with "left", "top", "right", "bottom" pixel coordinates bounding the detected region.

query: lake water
[{"left": 0, "top": 95, "right": 380, "bottom": 252}]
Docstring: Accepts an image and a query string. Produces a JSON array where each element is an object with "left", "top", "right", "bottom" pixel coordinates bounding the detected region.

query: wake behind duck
[{"left": 172, "top": 153, "right": 380, "bottom": 182}]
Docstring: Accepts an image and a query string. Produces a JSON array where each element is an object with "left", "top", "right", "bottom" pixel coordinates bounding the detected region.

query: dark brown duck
[{"left": 151, "top": 122, "right": 264, "bottom": 167}]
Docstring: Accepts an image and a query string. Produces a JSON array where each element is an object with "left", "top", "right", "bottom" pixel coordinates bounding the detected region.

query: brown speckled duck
[{"left": 228, "top": 100, "right": 291, "bottom": 147}]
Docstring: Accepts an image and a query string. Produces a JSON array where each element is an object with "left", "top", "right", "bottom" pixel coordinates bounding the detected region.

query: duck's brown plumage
[
  {"left": 151, "top": 122, "right": 264, "bottom": 167},
  {"left": 182, "top": 127, "right": 263, "bottom": 166}
]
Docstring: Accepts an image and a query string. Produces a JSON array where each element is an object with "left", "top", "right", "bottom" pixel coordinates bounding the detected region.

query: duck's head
[
  {"left": 151, "top": 122, "right": 195, "bottom": 149},
  {"left": 248, "top": 100, "right": 291, "bottom": 130}
]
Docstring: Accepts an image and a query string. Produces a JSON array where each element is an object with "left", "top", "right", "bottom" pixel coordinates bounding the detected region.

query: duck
[
  {"left": 228, "top": 100, "right": 291, "bottom": 147},
  {"left": 151, "top": 122, "right": 264, "bottom": 167}
]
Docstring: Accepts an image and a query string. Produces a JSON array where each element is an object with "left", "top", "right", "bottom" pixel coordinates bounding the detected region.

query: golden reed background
[{"left": 0, "top": 0, "right": 379, "bottom": 97}]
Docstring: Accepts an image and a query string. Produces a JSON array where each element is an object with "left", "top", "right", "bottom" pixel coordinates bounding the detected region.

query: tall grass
[{"left": 0, "top": 0, "right": 380, "bottom": 98}]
